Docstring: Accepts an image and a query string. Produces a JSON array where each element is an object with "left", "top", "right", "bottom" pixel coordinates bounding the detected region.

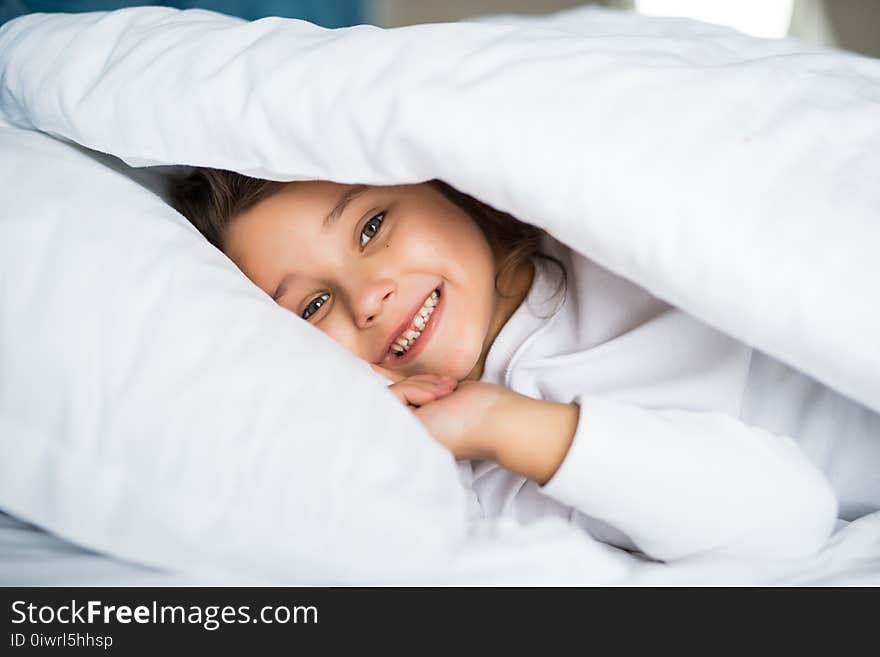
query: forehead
[
  {"left": 227, "top": 180, "right": 362, "bottom": 249},
  {"left": 224, "top": 181, "right": 364, "bottom": 288},
  {"left": 242, "top": 180, "right": 355, "bottom": 228}
]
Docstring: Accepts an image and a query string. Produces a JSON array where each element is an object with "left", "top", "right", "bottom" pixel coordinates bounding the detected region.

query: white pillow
[
  {"left": 2, "top": 4, "right": 879, "bottom": 585},
  {"left": 0, "top": 126, "right": 469, "bottom": 583},
  {"left": 2, "top": 6, "right": 877, "bottom": 416}
]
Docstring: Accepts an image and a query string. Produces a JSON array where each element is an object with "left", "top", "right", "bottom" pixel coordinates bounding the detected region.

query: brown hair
[{"left": 169, "top": 168, "right": 566, "bottom": 313}]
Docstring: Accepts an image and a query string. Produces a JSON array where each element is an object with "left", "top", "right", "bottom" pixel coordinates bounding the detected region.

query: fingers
[
  {"left": 404, "top": 374, "right": 458, "bottom": 387},
  {"left": 400, "top": 375, "right": 458, "bottom": 402},
  {"left": 370, "top": 363, "right": 406, "bottom": 384},
  {"left": 388, "top": 374, "right": 458, "bottom": 407}
]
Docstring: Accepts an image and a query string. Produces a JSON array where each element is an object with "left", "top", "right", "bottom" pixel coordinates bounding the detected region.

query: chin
[
  {"left": 451, "top": 353, "right": 483, "bottom": 382},
  {"left": 424, "top": 333, "right": 483, "bottom": 380}
]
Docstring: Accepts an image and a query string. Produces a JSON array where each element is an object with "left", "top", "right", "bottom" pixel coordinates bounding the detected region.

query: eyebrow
[
  {"left": 272, "top": 185, "right": 370, "bottom": 301},
  {"left": 323, "top": 184, "right": 369, "bottom": 232}
]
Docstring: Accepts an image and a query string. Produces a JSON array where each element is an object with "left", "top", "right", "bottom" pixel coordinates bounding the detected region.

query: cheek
[
  {"left": 315, "top": 317, "right": 375, "bottom": 361},
  {"left": 318, "top": 321, "right": 362, "bottom": 358},
  {"left": 399, "top": 216, "right": 494, "bottom": 279}
]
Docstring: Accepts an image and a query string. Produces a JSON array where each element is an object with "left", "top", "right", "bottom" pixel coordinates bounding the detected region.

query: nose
[{"left": 352, "top": 278, "right": 396, "bottom": 330}]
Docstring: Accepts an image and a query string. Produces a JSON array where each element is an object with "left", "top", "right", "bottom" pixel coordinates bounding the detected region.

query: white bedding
[
  {"left": 3, "top": 6, "right": 879, "bottom": 414},
  {"left": 1, "top": 5, "right": 878, "bottom": 585},
  {"left": 3, "top": 509, "right": 878, "bottom": 586}
]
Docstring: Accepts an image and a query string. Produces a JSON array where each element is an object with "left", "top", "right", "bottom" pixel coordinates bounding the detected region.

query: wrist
[
  {"left": 491, "top": 394, "right": 580, "bottom": 485},
  {"left": 479, "top": 389, "right": 529, "bottom": 462}
]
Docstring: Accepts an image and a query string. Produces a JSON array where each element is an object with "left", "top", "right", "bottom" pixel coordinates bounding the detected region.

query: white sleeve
[{"left": 537, "top": 395, "right": 838, "bottom": 562}]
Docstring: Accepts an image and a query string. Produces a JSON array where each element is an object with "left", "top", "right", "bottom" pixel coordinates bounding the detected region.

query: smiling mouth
[{"left": 389, "top": 288, "right": 441, "bottom": 358}]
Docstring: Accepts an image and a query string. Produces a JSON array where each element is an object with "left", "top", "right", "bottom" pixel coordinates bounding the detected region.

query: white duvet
[{"left": 1, "top": 5, "right": 878, "bottom": 585}]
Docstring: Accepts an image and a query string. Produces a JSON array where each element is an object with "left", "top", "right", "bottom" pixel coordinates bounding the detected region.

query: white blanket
[
  {"left": 1, "top": 5, "right": 879, "bottom": 585},
  {"left": 2, "top": 510, "right": 878, "bottom": 586},
  {"left": 2, "top": 5, "right": 879, "bottom": 412}
]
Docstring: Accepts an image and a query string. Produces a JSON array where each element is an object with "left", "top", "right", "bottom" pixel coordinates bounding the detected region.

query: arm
[
  {"left": 486, "top": 392, "right": 838, "bottom": 562},
  {"left": 489, "top": 393, "right": 579, "bottom": 486}
]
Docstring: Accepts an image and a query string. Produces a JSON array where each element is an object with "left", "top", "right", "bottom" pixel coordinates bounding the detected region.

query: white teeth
[{"left": 389, "top": 289, "right": 440, "bottom": 356}]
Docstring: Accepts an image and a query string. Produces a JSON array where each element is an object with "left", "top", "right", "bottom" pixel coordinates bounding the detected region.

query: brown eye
[
  {"left": 302, "top": 292, "right": 330, "bottom": 320},
  {"left": 359, "top": 212, "right": 385, "bottom": 249}
]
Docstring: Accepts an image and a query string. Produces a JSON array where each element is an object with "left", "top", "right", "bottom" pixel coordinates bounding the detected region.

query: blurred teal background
[
  {"left": 2, "top": 1, "right": 878, "bottom": 58},
  {"left": 0, "top": 1, "right": 365, "bottom": 27}
]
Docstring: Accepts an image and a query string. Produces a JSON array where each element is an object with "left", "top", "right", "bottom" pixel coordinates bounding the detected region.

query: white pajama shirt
[{"left": 460, "top": 233, "right": 880, "bottom": 562}]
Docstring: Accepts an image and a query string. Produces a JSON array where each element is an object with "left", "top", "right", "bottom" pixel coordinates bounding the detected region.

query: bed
[
  {"left": 2, "top": 507, "right": 879, "bottom": 586},
  {"left": 1, "top": 4, "right": 878, "bottom": 585}
]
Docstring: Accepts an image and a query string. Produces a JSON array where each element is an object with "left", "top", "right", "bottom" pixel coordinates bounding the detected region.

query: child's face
[{"left": 224, "top": 181, "right": 520, "bottom": 382}]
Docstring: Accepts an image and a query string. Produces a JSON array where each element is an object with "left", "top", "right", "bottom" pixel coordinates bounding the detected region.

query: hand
[
  {"left": 370, "top": 363, "right": 406, "bottom": 384},
  {"left": 414, "top": 380, "right": 580, "bottom": 485},
  {"left": 411, "top": 380, "right": 514, "bottom": 461},
  {"left": 386, "top": 373, "right": 459, "bottom": 408}
]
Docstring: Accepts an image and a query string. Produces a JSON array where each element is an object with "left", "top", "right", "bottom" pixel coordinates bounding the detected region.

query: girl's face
[{"left": 224, "top": 181, "right": 531, "bottom": 382}]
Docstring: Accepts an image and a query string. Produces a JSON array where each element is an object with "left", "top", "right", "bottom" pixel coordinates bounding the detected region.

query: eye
[
  {"left": 302, "top": 292, "right": 330, "bottom": 320},
  {"left": 359, "top": 212, "right": 386, "bottom": 249}
]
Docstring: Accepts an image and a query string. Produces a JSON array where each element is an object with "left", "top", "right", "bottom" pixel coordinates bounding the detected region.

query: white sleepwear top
[{"left": 459, "top": 233, "right": 880, "bottom": 562}]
